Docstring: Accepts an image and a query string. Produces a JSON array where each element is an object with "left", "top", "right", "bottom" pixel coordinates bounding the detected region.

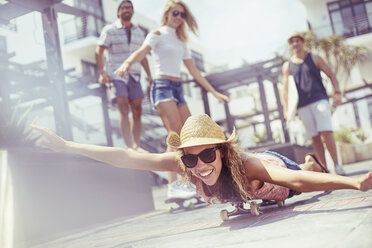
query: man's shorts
[
  {"left": 297, "top": 99, "right": 333, "bottom": 139},
  {"left": 112, "top": 75, "right": 144, "bottom": 102},
  {"left": 150, "top": 78, "right": 187, "bottom": 107}
]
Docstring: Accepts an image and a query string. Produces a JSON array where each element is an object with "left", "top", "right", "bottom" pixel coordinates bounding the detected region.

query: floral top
[{"left": 193, "top": 153, "right": 290, "bottom": 203}]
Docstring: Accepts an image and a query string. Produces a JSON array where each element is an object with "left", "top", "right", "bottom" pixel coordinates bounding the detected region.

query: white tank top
[{"left": 143, "top": 25, "right": 192, "bottom": 78}]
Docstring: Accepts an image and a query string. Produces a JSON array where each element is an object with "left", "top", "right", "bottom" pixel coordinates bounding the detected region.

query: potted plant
[
  {"left": 335, "top": 128, "right": 372, "bottom": 165},
  {"left": 0, "top": 104, "right": 40, "bottom": 148},
  {"left": 352, "top": 129, "right": 372, "bottom": 162},
  {"left": 334, "top": 129, "right": 356, "bottom": 165}
]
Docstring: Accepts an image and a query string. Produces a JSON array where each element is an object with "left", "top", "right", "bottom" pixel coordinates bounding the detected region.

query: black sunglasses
[
  {"left": 181, "top": 147, "right": 218, "bottom": 168},
  {"left": 172, "top": 10, "right": 186, "bottom": 19}
]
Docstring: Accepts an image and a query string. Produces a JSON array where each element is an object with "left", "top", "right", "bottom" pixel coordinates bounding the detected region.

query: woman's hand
[
  {"left": 115, "top": 61, "right": 131, "bottom": 78},
  {"left": 213, "top": 91, "right": 230, "bottom": 103},
  {"left": 358, "top": 172, "right": 372, "bottom": 191},
  {"left": 31, "top": 125, "right": 68, "bottom": 152}
]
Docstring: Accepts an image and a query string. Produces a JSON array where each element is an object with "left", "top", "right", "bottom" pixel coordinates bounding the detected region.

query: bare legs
[
  {"left": 300, "top": 154, "right": 324, "bottom": 172},
  {"left": 311, "top": 135, "right": 326, "bottom": 168},
  {"left": 116, "top": 97, "right": 143, "bottom": 149},
  {"left": 311, "top": 131, "right": 339, "bottom": 170},
  {"left": 156, "top": 101, "right": 191, "bottom": 184}
]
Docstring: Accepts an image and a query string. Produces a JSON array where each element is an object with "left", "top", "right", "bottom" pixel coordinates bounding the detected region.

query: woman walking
[{"left": 115, "top": 0, "right": 229, "bottom": 199}]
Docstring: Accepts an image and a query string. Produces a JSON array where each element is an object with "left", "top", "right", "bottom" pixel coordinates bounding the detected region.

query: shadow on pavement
[
  {"left": 219, "top": 190, "right": 372, "bottom": 231},
  {"left": 346, "top": 170, "right": 370, "bottom": 177}
]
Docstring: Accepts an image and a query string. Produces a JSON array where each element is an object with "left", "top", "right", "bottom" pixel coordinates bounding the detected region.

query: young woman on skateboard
[{"left": 32, "top": 114, "right": 372, "bottom": 207}]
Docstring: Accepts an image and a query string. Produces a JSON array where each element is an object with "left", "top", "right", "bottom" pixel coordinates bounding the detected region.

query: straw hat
[
  {"left": 167, "top": 114, "right": 236, "bottom": 149},
  {"left": 287, "top": 32, "right": 305, "bottom": 44}
]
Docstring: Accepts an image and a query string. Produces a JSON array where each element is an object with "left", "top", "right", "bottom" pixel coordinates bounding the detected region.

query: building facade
[
  {"left": 0, "top": 0, "right": 215, "bottom": 150},
  {"left": 300, "top": 0, "right": 372, "bottom": 137}
]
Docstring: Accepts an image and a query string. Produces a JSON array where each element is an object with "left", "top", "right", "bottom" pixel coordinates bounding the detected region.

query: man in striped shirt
[{"left": 96, "top": 0, "right": 152, "bottom": 151}]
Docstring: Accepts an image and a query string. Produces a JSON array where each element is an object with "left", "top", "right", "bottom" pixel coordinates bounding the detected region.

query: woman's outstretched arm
[
  {"left": 183, "top": 59, "right": 230, "bottom": 103},
  {"left": 32, "top": 125, "right": 181, "bottom": 173},
  {"left": 114, "top": 44, "right": 152, "bottom": 78},
  {"left": 245, "top": 156, "right": 372, "bottom": 192}
]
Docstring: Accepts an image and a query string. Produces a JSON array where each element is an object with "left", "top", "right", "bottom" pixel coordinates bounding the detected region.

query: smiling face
[
  {"left": 289, "top": 36, "right": 305, "bottom": 53},
  {"left": 165, "top": 3, "right": 186, "bottom": 29},
  {"left": 117, "top": 1, "right": 134, "bottom": 22},
  {"left": 183, "top": 144, "right": 223, "bottom": 186}
]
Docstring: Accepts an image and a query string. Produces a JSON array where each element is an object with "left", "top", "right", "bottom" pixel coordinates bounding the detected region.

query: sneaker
[
  {"left": 335, "top": 165, "right": 346, "bottom": 175},
  {"left": 167, "top": 181, "right": 197, "bottom": 199}
]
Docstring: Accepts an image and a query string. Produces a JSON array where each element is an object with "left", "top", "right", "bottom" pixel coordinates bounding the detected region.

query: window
[
  {"left": 327, "top": 0, "right": 372, "bottom": 37},
  {"left": 191, "top": 50, "right": 205, "bottom": 72},
  {"left": 62, "top": 0, "right": 105, "bottom": 43},
  {"left": 74, "top": 0, "right": 103, "bottom": 17},
  {"left": 63, "top": 15, "right": 105, "bottom": 43}
]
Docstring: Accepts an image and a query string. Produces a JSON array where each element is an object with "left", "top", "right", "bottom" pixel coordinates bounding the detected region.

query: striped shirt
[{"left": 97, "top": 20, "right": 145, "bottom": 81}]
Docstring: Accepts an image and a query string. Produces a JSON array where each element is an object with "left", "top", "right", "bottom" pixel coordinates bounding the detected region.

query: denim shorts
[
  {"left": 259, "top": 151, "right": 301, "bottom": 198},
  {"left": 150, "top": 78, "right": 187, "bottom": 107},
  {"left": 112, "top": 75, "right": 144, "bottom": 102}
]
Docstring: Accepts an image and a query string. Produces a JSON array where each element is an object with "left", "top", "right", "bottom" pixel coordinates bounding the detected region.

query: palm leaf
[{"left": 0, "top": 104, "right": 41, "bottom": 148}]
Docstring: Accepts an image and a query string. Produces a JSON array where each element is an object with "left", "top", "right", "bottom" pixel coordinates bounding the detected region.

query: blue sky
[{"left": 132, "top": 0, "right": 308, "bottom": 66}]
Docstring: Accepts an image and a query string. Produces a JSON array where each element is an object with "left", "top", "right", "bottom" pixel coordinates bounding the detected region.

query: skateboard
[
  {"left": 220, "top": 199, "right": 285, "bottom": 221},
  {"left": 286, "top": 75, "right": 298, "bottom": 125},
  {"left": 164, "top": 196, "right": 205, "bottom": 213}
]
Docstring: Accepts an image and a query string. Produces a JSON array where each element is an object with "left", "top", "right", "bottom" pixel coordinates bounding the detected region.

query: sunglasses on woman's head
[
  {"left": 172, "top": 10, "right": 186, "bottom": 19},
  {"left": 181, "top": 147, "right": 218, "bottom": 168}
]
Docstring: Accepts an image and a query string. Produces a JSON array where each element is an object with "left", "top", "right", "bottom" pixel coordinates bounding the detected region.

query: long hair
[
  {"left": 177, "top": 142, "right": 253, "bottom": 202},
  {"left": 161, "top": 0, "right": 198, "bottom": 42}
]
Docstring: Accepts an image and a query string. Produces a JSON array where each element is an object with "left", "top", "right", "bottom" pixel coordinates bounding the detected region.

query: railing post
[
  {"left": 201, "top": 88, "right": 211, "bottom": 116},
  {"left": 100, "top": 85, "right": 113, "bottom": 146},
  {"left": 257, "top": 75, "right": 273, "bottom": 142},
  {"left": 42, "top": 6, "right": 73, "bottom": 140}
]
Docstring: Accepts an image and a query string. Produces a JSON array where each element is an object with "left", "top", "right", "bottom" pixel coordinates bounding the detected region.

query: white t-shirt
[{"left": 143, "top": 25, "right": 192, "bottom": 78}]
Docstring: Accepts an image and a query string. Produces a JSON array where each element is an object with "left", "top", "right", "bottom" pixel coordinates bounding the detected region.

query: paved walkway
[{"left": 33, "top": 160, "right": 372, "bottom": 248}]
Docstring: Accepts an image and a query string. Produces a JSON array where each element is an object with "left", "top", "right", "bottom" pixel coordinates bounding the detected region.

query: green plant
[
  {"left": 353, "top": 128, "right": 368, "bottom": 143},
  {"left": 334, "top": 129, "right": 354, "bottom": 144},
  {"left": 253, "top": 130, "right": 267, "bottom": 144},
  {"left": 0, "top": 104, "right": 40, "bottom": 148}
]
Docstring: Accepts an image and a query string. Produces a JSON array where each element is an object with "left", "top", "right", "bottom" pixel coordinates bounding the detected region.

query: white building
[
  {"left": 300, "top": 0, "right": 372, "bottom": 137},
  {"left": 0, "top": 0, "right": 223, "bottom": 149}
]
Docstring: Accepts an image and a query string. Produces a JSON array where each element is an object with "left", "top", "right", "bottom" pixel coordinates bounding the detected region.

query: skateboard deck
[
  {"left": 286, "top": 75, "right": 298, "bottom": 124},
  {"left": 164, "top": 196, "right": 206, "bottom": 213},
  {"left": 220, "top": 199, "right": 285, "bottom": 221}
]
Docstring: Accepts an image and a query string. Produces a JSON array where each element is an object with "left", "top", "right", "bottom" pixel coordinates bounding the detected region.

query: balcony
[
  {"left": 62, "top": 15, "right": 105, "bottom": 44},
  {"left": 0, "top": 19, "right": 17, "bottom": 32},
  {"left": 312, "top": 13, "right": 372, "bottom": 40}
]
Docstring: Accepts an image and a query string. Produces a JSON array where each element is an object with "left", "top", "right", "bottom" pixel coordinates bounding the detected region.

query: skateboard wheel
[
  {"left": 277, "top": 201, "right": 284, "bottom": 207},
  {"left": 188, "top": 202, "right": 195, "bottom": 209},
  {"left": 168, "top": 207, "right": 174, "bottom": 213},
  {"left": 250, "top": 202, "right": 260, "bottom": 216},
  {"left": 220, "top": 209, "right": 229, "bottom": 221}
]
